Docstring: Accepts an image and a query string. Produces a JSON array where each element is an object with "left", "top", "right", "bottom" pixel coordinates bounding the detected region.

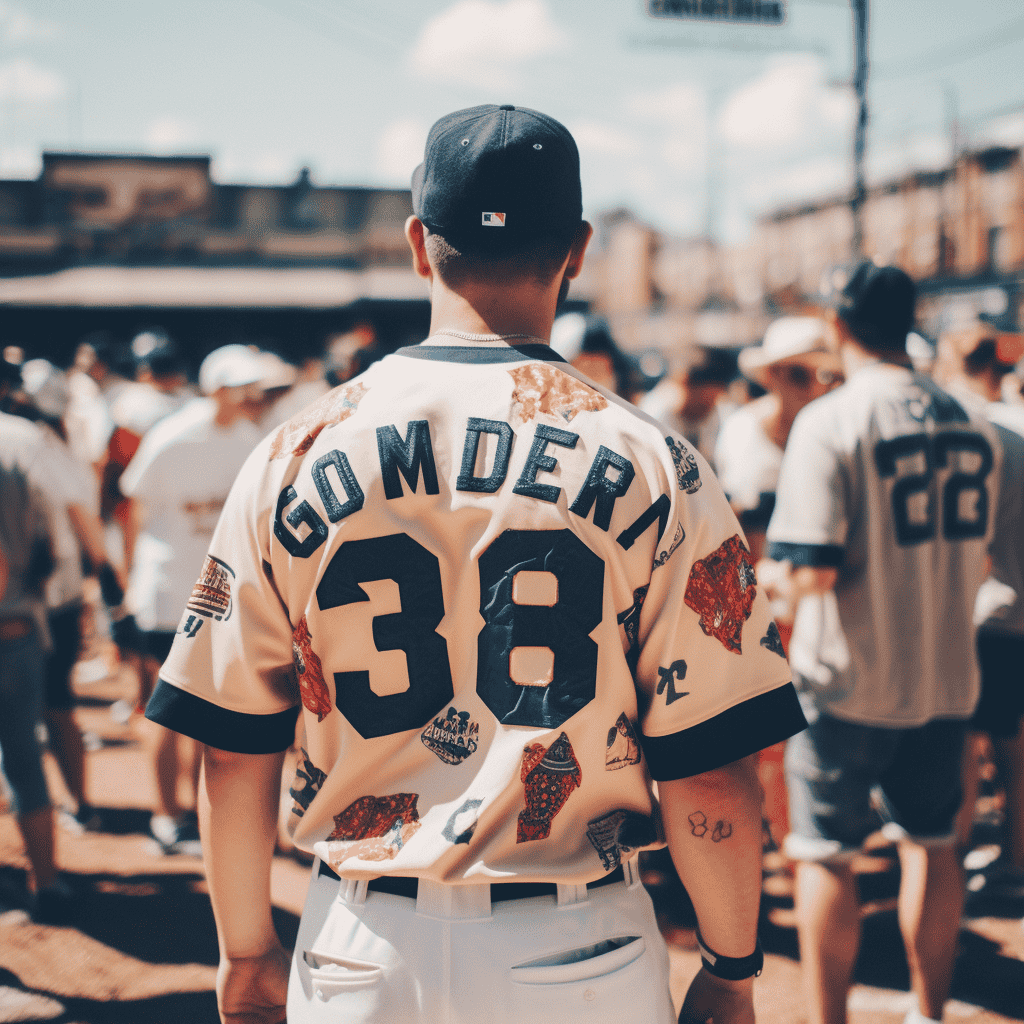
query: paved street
[{"left": 1, "top": 659, "right": 1022, "bottom": 1024}]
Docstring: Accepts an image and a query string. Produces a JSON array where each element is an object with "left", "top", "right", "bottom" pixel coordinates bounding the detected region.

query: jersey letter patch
[
  {"left": 656, "top": 660, "right": 689, "bottom": 704},
  {"left": 684, "top": 535, "right": 757, "bottom": 653}
]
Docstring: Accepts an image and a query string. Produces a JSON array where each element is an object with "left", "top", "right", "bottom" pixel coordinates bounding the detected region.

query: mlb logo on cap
[{"left": 482, "top": 212, "right": 506, "bottom": 227}]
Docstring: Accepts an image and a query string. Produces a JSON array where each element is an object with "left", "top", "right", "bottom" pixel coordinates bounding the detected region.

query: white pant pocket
[
  {"left": 304, "top": 949, "right": 384, "bottom": 1000},
  {"left": 510, "top": 935, "right": 645, "bottom": 985}
]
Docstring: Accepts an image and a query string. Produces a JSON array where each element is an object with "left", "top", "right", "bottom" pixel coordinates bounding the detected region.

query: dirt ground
[{"left": 1, "top": 657, "right": 1022, "bottom": 1024}]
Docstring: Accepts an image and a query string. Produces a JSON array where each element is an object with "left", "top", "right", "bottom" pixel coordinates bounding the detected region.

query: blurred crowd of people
[{"left": 1, "top": 275, "right": 1023, "bottom": 1024}]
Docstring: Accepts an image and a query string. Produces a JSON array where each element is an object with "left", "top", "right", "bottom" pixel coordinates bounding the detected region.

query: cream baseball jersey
[
  {"left": 148, "top": 339, "right": 803, "bottom": 883},
  {"left": 767, "top": 363, "right": 1002, "bottom": 727}
]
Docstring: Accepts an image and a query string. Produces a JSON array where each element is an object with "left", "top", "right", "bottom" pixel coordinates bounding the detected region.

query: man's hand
[
  {"left": 217, "top": 943, "right": 290, "bottom": 1024},
  {"left": 678, "top": 966, "right": 755, "bottom": 1024}
]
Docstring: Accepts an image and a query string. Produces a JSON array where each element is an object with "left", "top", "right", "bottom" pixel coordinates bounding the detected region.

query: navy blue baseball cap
[
  {"left": 823, "top": 260, "right": 916, "bottom": 351},
  {"left": 411, "top": 104, "right": 583, "bottom": 253}
]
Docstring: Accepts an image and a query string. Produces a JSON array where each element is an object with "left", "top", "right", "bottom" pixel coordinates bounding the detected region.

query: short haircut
[
  {"left": 837, "top": 312, "right": 908, "bottom": 355},
  {"left": 425, "top": 227, "right": 579, "bottom": 289}
]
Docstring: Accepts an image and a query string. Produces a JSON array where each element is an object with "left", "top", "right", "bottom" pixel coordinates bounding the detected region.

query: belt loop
[
  {"left": 556, "top": 882, "right": 588, "bottom": 907},
  {"left": 341, "top": 878, "right": 368, "bottom": 905},
  {"left": 624, "top": 856, "right": 640, "bottom": 887}
]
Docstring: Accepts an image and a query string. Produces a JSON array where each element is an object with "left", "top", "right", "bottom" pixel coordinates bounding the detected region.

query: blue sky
[{"left": 1, "top": 0, "right": 1023, "bottom": 241}]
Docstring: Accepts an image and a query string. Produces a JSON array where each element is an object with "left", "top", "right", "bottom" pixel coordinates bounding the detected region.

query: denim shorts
[{"left": 784, "top": 713, "right": 966, "bottom": 862}]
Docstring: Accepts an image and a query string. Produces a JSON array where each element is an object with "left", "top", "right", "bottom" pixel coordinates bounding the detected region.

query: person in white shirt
[
  {"left": 120, "top": 345, "right": 265, "bottom": 855},
  {"left": 716, "top": 318, "right": 842, "bottom": 563}
]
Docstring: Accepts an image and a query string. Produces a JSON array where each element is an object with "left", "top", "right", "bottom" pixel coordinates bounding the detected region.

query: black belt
[{"left": 318, "top": 860, "right": 626, "bottom": 902}]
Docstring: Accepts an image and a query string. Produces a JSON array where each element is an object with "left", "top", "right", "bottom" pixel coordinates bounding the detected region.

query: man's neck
[
  {"left": 426, "top": 279, "right": 557, "bottom": 344},
  {"left": 840, "top": 338, "right": 908, "bottom": 378}
]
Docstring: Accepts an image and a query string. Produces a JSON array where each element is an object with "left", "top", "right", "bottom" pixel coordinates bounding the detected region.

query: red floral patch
[
  {"left": 684, "top": 534, "right": 757, "bottom": 654},
  {"left": 508, "top": 365, "right": 607, "bottom": 424},
  {"left": 292, "top": 616, "right": 332, "bottom": 721},
  {"left": 517, "top": 732, "right": 582, "bottom": 843},
  {"left": 326, "top": 793, "right": 421, "bottom": 864}
]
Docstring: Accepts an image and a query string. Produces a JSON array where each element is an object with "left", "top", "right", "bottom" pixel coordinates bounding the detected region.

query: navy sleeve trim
[
  {"left": 145, "top": 678, "right": 300, "bottom": 754},
  {"left": 642, "top": 682, "right": 807, "bottom": 781},
  {"left": 766, "top": 541, "right": 844, "bottom": 567}
]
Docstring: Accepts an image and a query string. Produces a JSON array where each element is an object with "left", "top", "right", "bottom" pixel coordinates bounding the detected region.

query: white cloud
[
  {"left": 0, "top": 57, "right": 64, "bottom": 103},
  {"left": 376, "top": 118, "right": 428, "bottom": 184},
  {"left": 145, "top": 116, "right": 199, "bottom": 152},
  {"left": 718, "top": 56, "right": 854, "bottom": 149},
  {"left": 0, "top": 2, "right": 58, "bottom": 44},
  {"left": 569, "top": 120, "right": 639, "bottom": 158},
  {"left": 624, "top": 82, "right": 705, "bottom": 128},
  {"left": 410, "top": 0, "right": 567, "bottom": 87},
  {"left": 0, "top": 143, "right": 39, "bottom": 177}
]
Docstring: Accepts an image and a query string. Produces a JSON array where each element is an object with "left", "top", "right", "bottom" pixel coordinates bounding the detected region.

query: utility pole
[{"left": 850, "top": 0, "right": 869, "bottom": 258}]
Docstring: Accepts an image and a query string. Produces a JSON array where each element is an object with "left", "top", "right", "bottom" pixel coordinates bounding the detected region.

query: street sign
[{"left": 647, "top": 0, "right": 787, "bottom": 25}]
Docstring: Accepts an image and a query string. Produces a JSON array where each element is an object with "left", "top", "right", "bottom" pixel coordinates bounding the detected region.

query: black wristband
[{"left": 696, "top": 930, "right": 763, "bottom": 980}]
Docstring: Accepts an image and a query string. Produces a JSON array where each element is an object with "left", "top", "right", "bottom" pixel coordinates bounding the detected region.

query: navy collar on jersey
[{"left": 394, "top": 343, "right": 568, "bottom": 364}]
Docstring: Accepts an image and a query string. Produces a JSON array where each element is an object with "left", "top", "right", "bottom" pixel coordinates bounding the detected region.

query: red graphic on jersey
[
  {"left": 186, "top": 555, "right": 235, "bottom": 620},
  {"left": 517, "top": 732, "right": 582, "bottom": 843},
  {"left": 327, "top": 793, "right": 421, "bottom": 864},
  {"left": 269, "top": 381, "right": 369, "bottom": 459},
  {"left": 508, "top": 364, "right": 607, "bottom": 425},
  {"left": 684, "top": 534, "right": 757, "bottom": 654},
  {"left": 292, "top": 616, "right": 332, "bottom": 721}
]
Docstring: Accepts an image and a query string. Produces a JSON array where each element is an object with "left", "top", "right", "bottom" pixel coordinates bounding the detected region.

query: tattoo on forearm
[{"left": 688, "top": 811, "right": 733, "bottom": 842}]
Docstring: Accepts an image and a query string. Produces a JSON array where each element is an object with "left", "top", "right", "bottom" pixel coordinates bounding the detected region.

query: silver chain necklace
[{"left": 432, "top": 330, "right": 546, "bottom": 344}]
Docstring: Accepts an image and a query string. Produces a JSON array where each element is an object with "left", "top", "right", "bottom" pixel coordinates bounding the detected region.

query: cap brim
[{"left": 738, "top": 347, "right": 840, "bottom": 385}]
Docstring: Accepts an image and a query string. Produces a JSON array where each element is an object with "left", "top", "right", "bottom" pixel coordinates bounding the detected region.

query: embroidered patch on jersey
[
  {"left": 289, "top": 748, "right": 327, "bottom": 818},
  {"left": 617, "top": 585, "right": 649, "bottom": 676},
  {"left": 656, "top": 660, "right": 689, "bottom": 704},
  {"left": 684, "top": 534, "right": 757, "bottom": 654},
  {"left": 760, "top": 621, "right": 786, "bottom": 659},
  {"left": 292, "top": 616, "right": 332, "bottom": 722},
  {"left": 652, "top": 521, "right": 684, "bottom": 570},
  {"left": 482, "top": 211, "right": 505, "bottom": 226},
  {"left": 508, "top": 364, "right": 607, "bottom": 425},
  {"left": 421, "top": 707, "right": 480, "bottom": 765},
  {"left": 605, "top": 713, "right": 641, "bottom": 770},
  {"left": 269, "top": 381, "right": 369, "bottom": 459},
  {"left": 327, "top": 793, "right": 422, "bottom": 864},
  {"left": 442, "top": 798, "right": 484, "bottom": 845},
  {"left": 186, "top": 555, "right": 235, "bottom": 620},
  {"left": 586, "top": 810, "right": 656, "bottom": 872},
  {"left": 665, "top": 436, "right": 701, "bottom": 494},
  {"left": 517, "top": 732, "right": 582, "bottom": 843}
]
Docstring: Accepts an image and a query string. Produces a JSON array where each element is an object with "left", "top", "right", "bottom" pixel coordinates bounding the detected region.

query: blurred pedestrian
[
  {"left": 936, "top": 323, "right": 1024, "bottom": 892},
  {"left": 640, "top": 345, "right": 736, "bottom": 466},
  {"left": 550, "top": 312, "right": 641, "bottom": 399},
  {"left": 119, "top": 344, "right": 265, "bottom": 855},
  {"left": 0, "top": 362, "right": 72, "bottom": 922},
  {"left": 764, "top": 263, "right": 1001, "bottom": 1024},
  {"left": 716, "top": 316, "right": 842, "bottom": 562}
]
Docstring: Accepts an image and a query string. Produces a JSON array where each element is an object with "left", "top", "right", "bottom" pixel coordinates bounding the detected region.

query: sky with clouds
[{"left": 1, "top": 0, "right": 1023, "bottom": 242}]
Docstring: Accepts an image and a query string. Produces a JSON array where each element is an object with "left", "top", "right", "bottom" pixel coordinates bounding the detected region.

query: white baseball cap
[
  {"left": 20, "top": 358, "right": 70, "bottom": 418},
  {"left": 738, "top": 317, "right": 834, "bottom": 385},
  {"left": 198, "top": 344, "right": 266, "bottom": 395}
]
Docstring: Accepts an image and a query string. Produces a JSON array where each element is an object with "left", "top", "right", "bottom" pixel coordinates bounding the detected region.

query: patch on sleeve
[
  {"left": 586, "top": 810, "right": 656, "bottom": 871},
  {"left": 292, "top": 616, "right": 332, "bottom": 722},
  {"left": 684, "top": 534, "right": 757, "bottom": 654},
  {"left": 605, "top": 713, "right": 641, "bottom": 770},
  {"left": 760, "top": 621, "right": 787, "bottom": 659},
  {"left": 616, "top": 585, "right": 648, "bottom": 676},
  {"left": 665, "top": 436, "right": 701, "bottom": 494},
  {"left": 508, "top": 364, "right": 607, "bottom": 424},
  {"left": 288, "top": 748, "right": 327, "bottom": 818},
  {"left": 517, "top": 732, "right": 582, "bottom": 843},
  {"left": 186, "top": 555, "right": 235, "bottom": 620},
  {"left": 652, "top": 521, "right": 684, "bottom": 570},
  {"left": 269, "top": 381, "right": 369, "bottom": 459},
  {"left": 421, "top": 707, "right": 480, "bottom": 765},
  {"left": 656, "top": 660, "right": 689, "bottom": 704},
  {"left": 327, "top": 793, "right": 421, "bottom": 864}
]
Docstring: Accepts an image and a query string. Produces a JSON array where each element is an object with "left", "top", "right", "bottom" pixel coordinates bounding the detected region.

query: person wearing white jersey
[
  {"left": 765, "top": 263, "right": 1002, "bottom": 1024},
  {"left": 120, "top": 345, "right": 265, "bottom": 855},
  {"left": 935, "top": 322, "right": 1024, "bottom": 892},
  {"left": 716, "top": 317, "right": 842, "bottom": 563},
  {"left": 145, "top": 104, "right": 806, "bottom": 1024}
]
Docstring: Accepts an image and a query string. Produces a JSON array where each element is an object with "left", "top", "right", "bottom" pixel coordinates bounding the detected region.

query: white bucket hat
[
  {"left": 20, "top": 358, "right": 70, "bottom": 418},
  {"left": 738, "top": 316, "right": 836, "bottom": 386}
]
